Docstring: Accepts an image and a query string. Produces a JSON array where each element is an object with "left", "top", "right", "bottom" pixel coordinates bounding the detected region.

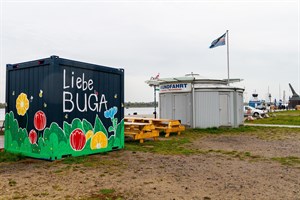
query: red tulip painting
[
  {"left": 70, "top": 128, "right": 86, "bottom": 151},
  {"left": 28, "top": 129, "right": 38, "bottom": 144},
  {"left": 34, "top": 111, "right": 47, "bottom": 131}
]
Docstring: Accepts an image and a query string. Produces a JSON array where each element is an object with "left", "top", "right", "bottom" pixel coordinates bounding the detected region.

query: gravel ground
[{"left": 0, "top": 132, "right": 300, "bottom": 200}]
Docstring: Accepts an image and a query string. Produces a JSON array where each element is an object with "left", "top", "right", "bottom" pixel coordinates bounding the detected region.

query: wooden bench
[
  {"left": 125, "top": 117, "right": 185, "bottom": 137},
  {"left": 125, "top": 117, "right": 151, "bottom": 123},
  {"left": 124, "top": 122, "right": 159, "bottom": 143},
  {"left": 151, "top": 119, "right": 185, "bottom": 137}
]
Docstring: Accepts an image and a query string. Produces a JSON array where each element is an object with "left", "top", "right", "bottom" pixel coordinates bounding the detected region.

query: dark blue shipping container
[{"left": 5, "top": 56, "right": 124, "bottom": 160}]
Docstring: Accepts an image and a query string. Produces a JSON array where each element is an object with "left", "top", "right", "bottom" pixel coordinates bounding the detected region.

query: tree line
[
  {"left": 0, "top": 102, "right": 157, "bottom": 109},
  {"left": 125, "top": 102, "right": 158, "bottom": 108}
]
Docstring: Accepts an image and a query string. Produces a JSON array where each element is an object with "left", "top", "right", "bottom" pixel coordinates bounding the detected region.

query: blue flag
[{"left": 209, "top": 33, "right": 226, "bottom": 48}]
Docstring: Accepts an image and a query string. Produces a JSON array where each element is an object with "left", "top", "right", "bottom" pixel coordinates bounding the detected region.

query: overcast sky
[{"left": 1, "top": 0, "right": 299, "bottom": 103}]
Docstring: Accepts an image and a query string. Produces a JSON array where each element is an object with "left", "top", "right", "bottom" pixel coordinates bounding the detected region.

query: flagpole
[{"left": 226, "top": 30, "right": 230, "bottom": 86}]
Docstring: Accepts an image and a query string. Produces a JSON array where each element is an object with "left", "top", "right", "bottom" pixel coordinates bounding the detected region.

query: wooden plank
[
  {"left": 124, "top": 131, "right": 138, "bottom": 135},
  {"left": 133, "top": 130, "right": 159, "bottom": 143},
  {"left": 124, "top": 122, "right": 150, "bottom": 126}
]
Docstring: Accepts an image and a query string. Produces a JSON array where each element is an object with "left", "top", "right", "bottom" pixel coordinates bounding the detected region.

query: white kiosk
[{"left": 147, "top": 74, "right": 244, "bottom": 128}]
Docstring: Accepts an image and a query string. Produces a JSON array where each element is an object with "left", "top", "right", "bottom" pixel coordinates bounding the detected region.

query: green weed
[
  {"left": 0, "top": 151, "right": 25, "bottom": 162},
  {"left": 12, "top": 195, "right": 27, "bottom": 199},
  {"left": 248, "top": 110, "right": 300, "bottom": 125},
  {"left": 271, "top": 156, "right": 300, "bottom": 166},
  {"left": 8, "top": 179, "right": 17, "bottom": 186},
  {"left": 53, "top": 169, "right": 64, "bottom": 173},
  {"left": 81, "top": 188, "right": 123, "bottom": 200},
  {"left": 100, "top": 189, "right": 115, "bottom": 195},
  {"left": 125, "top": 137, "right": 196, "bottom": 155},
  {"left": 62, "top": 156, "right": 89, "bottom": 164},
  {"left": 52, "top": 184, "right": 63, "bottom": 191}
]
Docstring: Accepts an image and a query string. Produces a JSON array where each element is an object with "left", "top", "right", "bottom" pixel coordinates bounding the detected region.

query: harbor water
[
  {"left": 0, "top": 107, "right": 156, "bottom": 120},
  {"left": 125, "top": 107, "right": 156, "bottom": 116}
]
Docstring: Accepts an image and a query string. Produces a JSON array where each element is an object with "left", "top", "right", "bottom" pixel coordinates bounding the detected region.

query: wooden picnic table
[
  {"left": 125, "top": 117, "right": 185, "bottom": 137},
  {"left": 124, "top": 121, "right": 159, "bottom": 143}
]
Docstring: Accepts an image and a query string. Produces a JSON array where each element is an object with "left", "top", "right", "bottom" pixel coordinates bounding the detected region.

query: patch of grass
[
  {"left": 249, "top": 127, "right": 300, "bottom": 140},
  {"left": 186, "top": 126, "right": 259, "bottom": 135},
  {"left": 83, "top": 162, "right": 94, "bottom": 167},
  {"left": 52, "top": 184, "right": 63, "bottom": 191},
  {"left": 125, "top": 126, "right": 286, "bottom": 155},
  {"left": 8, "top": 179, "right": 17, "bottom": 186},
  {"left": 82, "top": 188, "right": 123, "bottom": 200},
  {"left": 248, "top": 110, "right": 300, "bottom": 125},
  {"left": 125, "top": 126, "right": 276, "bottom": 155},
  {"left": 206, "top": 149, "right": 262, "bottom": 161},
  {"left": 271, "top": 156, "right": 300, "bottom": 166},
  {"left": 0, "top": 151, "right": 25, "bottom": 162},
  {"left": 12, "top": 195, "right": 27, "bottom": 199},
  {"left": 98, "top": 159, "right": 124, "bottom": 166},
  {"left": 83, "top": 158, "right": 124, "bottom": 168},
  {"left": 53, "top": 169, "right": 64, "bottom": 173},
  {"left": 62, "top": 155, "right": 124, "bottom": 169},
  {"left": 62, "top": 156, "right": 89, "bottom": 164},
  {"left": 40, "top": 192, "right": 49, "bottom": 196},
  {"left": 100, "top": 189, "right": 115, "bottom": 195},
  {"left": 189, "top": 126, "right": 300, "bottom": 141},
  {"left": 125, "top": 137, "right": 197, "bottom": 155}
]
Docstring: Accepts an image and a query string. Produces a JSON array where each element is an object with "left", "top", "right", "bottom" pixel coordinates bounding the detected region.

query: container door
[
  {"left": 173, "top": 93, "right": 191, "bottom": 126},
  {"left": 195, "top": 91, "right": 219, "bottom": 128},
  {"left": 219, "top": 93, "right": 231, "bottom": 126},
  {"left": 159, "top": 93, "right": 173, "bottom": 119}
]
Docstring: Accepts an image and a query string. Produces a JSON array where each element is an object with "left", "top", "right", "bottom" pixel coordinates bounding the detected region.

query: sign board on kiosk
[
  {"left": 159, "top": 83, "right": 191, "bottom": 93},
  {"left": 5, "top": 56, "right": 124, "bottom": 160}
]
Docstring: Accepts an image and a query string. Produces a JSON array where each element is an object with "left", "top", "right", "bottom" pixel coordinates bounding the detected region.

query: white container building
[{"left": 150, "top": 74, "right": 244, "bottom": 128}]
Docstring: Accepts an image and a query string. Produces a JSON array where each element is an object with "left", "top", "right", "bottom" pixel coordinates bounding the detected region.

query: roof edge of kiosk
[
  {"left": 146, "top": 74, "right": 244, "bottom": 88},
  {"left": 7, "top": 55, "right": 124, "bottom": 74}
]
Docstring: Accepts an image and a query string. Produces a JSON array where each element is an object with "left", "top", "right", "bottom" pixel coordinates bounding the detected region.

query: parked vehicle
[{"left": 244, "top": 105, "right": 267, "bottom": 117}]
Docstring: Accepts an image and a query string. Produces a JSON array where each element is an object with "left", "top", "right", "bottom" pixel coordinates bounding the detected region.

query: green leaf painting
[
  {"left": 94, "top": 115, "right": 108, "bottom": 137},
  {"left": 63, "top": 121, "right": 72, "bottom": 137},
  {"left": 83, "top": 119, "right": 93, "bottom": 133},
  {"left": 4, "top": 111, "right": 124, "bottom": 160},
  {"left": 71, "top": 118, "right": 83, "bottom": 131}
]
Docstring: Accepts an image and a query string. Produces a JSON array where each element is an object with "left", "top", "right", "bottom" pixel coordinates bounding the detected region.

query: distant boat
[{"left": 249, "top": 93, "right": 263, "bottom": 108}]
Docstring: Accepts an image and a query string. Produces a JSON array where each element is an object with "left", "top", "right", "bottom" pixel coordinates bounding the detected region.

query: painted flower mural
[
  {"left": 104, "top": 106, "right": 118, "bottom": 119},
  {"left": 7, "top": 91, "right": 123, "bottom": 159},
  {"left": 70, "top": 128, "right": 86, "bottom": 151},
  {"left": 85, "top": 130, "right": 94, "bottom": 141},
  {"left": 90, "top": 131, "right": 108, "bottom": 150},
  {"left": 34, "top": 111, "right": 47, "bottom": 131},
  {"left": 104, "top": 107, "right": 118, "bottom": 136},
  {"left": 28, "top": 130, "right": 38, "bottom": 144},
  {"left": 16, "top": 93, "right": 29, "bottom": 116}
]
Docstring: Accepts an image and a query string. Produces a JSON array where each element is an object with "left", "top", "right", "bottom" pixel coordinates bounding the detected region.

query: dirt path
[
  {"left": 191, "top": 134, "right": 300, "bottom": 158},
  {"left": 1, "top": 133, "right": 300, "bottom": 200}
]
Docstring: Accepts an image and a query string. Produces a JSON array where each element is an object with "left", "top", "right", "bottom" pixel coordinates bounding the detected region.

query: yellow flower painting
[
  {"left": 90, "top": 131, "right": 108, "bottom": 150},
  {"left": 16, "top": 93, "right": 29, "bottom": 116}
]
